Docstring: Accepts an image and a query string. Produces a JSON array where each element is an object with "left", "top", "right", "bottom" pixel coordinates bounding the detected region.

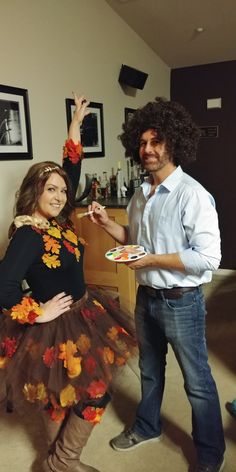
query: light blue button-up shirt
[{"left": 127, "top": 166, "right": 221, "bottom": 288}]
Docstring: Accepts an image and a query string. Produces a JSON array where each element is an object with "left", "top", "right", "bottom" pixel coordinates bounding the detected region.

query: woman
[{"left": 0, "top": 94, "right": 136, "bottom": 472}]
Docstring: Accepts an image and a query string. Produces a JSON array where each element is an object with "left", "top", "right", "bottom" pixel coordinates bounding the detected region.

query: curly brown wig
[{"left": 120, "top": 97, "right": 200, "bottom": 166}]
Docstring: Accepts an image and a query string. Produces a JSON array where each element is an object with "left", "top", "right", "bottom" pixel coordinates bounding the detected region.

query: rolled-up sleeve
[{"left": 179, "top": 189, "right": 221, "bottom": 275}]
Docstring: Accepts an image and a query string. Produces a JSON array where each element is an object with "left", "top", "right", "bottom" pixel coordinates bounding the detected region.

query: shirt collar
[{"left": 141, "top": 166, "right": 183, "bottom": 194}]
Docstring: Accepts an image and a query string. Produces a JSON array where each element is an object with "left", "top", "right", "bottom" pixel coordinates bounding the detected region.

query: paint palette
[{"left": 105, "top": 245, "right": 147, "bottom": 262}]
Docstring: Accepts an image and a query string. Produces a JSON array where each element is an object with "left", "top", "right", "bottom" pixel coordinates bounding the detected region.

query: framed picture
[
  {"left": 66, "top": 99, "right": 105, "bottom": 158},
  {"left": 0, "top": 84, "right": 33, "bottom": 160},
  {"left": 124, "top": 107, "right": 136, "bottom": 124}
]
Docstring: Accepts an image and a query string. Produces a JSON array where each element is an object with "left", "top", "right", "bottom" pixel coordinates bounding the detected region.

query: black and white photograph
[
  {"left": 124, "top": 107, "right": 136, "bottom": 124},
  {"left": 66, "top": 99, "right": 105, "bottom": 157},
  {"left": 0, "top": 84, "right": 33, "bottom": 160}
]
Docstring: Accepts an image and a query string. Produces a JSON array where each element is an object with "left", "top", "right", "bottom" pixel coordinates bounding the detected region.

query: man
[{"left": 89, "top": 97, "right": 225, "bottom": 472}]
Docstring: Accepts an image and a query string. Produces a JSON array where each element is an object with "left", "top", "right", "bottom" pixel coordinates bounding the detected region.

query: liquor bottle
[
  {"left": 91, "top": 173, "right": 100, "bottom": 200},
  {"left": 110, "top": 167, "right": 117, "bottom": 197},
  {"left": 100, "top": 171, "right": 109, "bottom": 199},
  {"left": 121, "top": 178, "right": 128, "bottom": 197},
  {"left": 116, "top": 162, "right": 122, "bottom": 198},
  {"left": 129, "top": 159, "right": 141, "bottom": 195}
]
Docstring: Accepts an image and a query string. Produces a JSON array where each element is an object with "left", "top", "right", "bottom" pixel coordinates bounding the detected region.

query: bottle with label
[
  {"left": 116, "top": 162, "right": 122, "bottom": 198},
  {"left": 129, "top": 159, "right": 141, "bottom": 195},
  {"left": 100, "top": 171, "right": 109, "bottom": 199},
  {"left": 110, "top": 167, "right": 117, "bottom": 197},
  {"left": 91, "top": 173, "right": 100, "bottom": 200},
  {"left": 121, "top": 178, "right": 128, "bottom": 198}
]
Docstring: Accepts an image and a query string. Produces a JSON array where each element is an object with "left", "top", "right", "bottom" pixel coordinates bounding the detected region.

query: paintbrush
[{"left": 77, "top": 205, "right": 106, "bottom": 219}]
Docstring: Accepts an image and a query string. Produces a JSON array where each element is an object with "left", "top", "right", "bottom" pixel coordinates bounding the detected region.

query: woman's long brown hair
[{"left": 9, "top": 161, "right": 75, "bottom": 238}]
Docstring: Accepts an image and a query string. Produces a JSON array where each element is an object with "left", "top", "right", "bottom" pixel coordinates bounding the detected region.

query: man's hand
[
  {"left": 126, "top": 252, "right": 185, "bottom": 272},
  {"left": 126, "top": 254, "right": 154, "bottom": 270},
  {"left": 88, "top": 202, "right": 109, "bottom": 227}
]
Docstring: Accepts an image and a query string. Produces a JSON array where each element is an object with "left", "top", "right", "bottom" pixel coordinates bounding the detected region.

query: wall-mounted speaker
[{"left": 118, "top": 64, "right": 148, "bottom": 90}]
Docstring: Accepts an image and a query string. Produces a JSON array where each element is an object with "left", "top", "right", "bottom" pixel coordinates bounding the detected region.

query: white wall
[{"left": 0, "top": 0, "right": 170, "bottom": 256}]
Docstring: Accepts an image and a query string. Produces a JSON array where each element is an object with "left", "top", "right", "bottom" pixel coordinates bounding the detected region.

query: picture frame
[
  {"left": 66, "top": 99, "right": 105, "bottom": 158},
  {"left": 124, "top": 107, "right": 136, "bottom": 124},
  {"left": 0, "top": 84, "right": 33, "bottom": 160}
]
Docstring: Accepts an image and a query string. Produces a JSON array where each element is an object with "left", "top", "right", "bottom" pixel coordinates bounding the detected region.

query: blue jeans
[{"left": 133, "top": 285, "right": 225, "bottom": 465}]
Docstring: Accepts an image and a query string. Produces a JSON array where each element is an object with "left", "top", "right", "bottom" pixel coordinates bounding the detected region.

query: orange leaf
[
  {"left": 86, "top": 380, "right": 107, "bottom": 399},
  {"left": 43, "top": 234, "right": 61, "bottom": 254},
  {"left": 102, "top": 347, "right": 115, "bottom": 364},
  {"left": 76, "top": 334, "right": 91, "bottom": 355}
]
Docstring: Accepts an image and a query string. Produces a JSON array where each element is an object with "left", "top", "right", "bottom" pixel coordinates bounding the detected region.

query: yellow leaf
[
  {"left": 74, "top": 248, "right": 80, "bottom": 261},
  {"left": 93, "top": 299, "right": 105, "bottom": 311},
  {"left": 42, "top": 253, "right": 61, "bottom": 268},
  {"left": 47, "top": 227, "right": 61, "bottom": 239},
  {"left": 0, "top": 357, "right": 8, "bottom": 369},
  {"left": 62, "top": 229, "right": 78, "bottom": 245},
  {"left": 36, "top": 382, "right": 48, "bottom": 403},
  {"left": 60, "top": 384, "right": 76, "bottom": 407}
]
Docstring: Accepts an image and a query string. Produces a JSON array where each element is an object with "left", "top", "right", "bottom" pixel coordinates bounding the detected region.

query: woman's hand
[
  {"left": 36, "top": 292, "right": 73, "bottom": 323},
  {"left": 72, "top": 92, "right": 90, "bottom": 125},
  {"left": 68, "top": 92, "right": 90, "bottom": 142}
]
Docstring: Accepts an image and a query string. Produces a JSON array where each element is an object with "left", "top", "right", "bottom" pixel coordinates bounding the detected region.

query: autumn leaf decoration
[
  {"left": 76, "top": 334, "right": 91, "bottom": 355},
  {"left": 58, "top": 340, "right": 82, "bottom": 379},
  {"left": 43, "top": 346, "right": 57, "bottom": 368},
  {"left": 47, "top": 226, "right": 61, "bottom": 239},
  {"left": 86, "top": 379, "right": 107, "bottom": 399},
  {"left": 0, "top": 336, "right": 18, "bottom": 369},
  {"left": 43, "top": 234, "right": 61, "bottom": 253},
  {"left": 62, "top": 229, "right": 78, "bottom": 246},
  {"left": 82, "top": 406, "right": 105, "bottom": 424},
  {"left": 60, "top": 384, "right": 77, "bottom": 407},
  {"left": 10, "top": 296, "right": 42, "bottom": 324},
  {"left": 23, "top": 382, "right": 48, "bottom": 404},
  {"left": 41, "top": 220, "right": 80, "bottom": 268},
  {"left": 42, "top": 253, "right": 61, "bottom": 269},
  {"left": 49, "top": 394, "right": 67, "bottom": 422},
  {"left": 63, "top": 139, "right": 83, "bottom": 164}
]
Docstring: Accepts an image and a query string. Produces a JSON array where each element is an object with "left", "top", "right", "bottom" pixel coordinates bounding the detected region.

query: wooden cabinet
[{"left": 73, "top": 207, "right": 137, "bottom": 312}]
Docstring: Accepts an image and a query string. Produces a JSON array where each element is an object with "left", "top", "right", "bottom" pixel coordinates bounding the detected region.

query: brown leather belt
[
  {"left": 142, "top": 285, "right": 198, "bottom": 300},
  {"left": 71, "top": 291, "right": 88, "bottom": 308}
]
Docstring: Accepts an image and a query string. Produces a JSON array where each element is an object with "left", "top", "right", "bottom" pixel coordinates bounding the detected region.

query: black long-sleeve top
[{"left": 0, "top": 219, "right": 86, "bottom": 310}]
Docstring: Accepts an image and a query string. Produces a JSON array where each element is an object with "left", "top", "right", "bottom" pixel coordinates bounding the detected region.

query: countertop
[{"left": 75, "top": 196, "right": 130, "bottom": 209}]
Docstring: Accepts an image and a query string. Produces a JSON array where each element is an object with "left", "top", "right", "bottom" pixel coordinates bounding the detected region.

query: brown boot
[
  {"left": 45, "top": 409, "right": 100, "bottom": 472},
  {"left": 41, "top": 411, "right": 63, "bottom": 453}
]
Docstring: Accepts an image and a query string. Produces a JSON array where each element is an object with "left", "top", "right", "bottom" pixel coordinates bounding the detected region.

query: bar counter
[{"left": 73, "top": 197, "right": 136, "bottom": 312}]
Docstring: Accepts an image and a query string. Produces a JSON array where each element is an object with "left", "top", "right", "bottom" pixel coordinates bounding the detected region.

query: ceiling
[{"left": 105, "top": 0, "right": 236, "bottom": 68}]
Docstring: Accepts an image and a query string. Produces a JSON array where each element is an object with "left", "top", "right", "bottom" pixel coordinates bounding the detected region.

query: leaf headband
[{"left": 39, "top": 165, "right": 60, "bottom": 177}]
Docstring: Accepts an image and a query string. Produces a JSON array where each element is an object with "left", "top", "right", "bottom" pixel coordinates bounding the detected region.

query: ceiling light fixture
[{"left": 195, "top": 26, "right": 204, "bottom": 33}]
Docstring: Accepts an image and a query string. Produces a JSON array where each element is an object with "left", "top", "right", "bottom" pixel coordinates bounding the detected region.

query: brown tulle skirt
[{"left": 0, "top": 288, "right": 137, "bottom": 421}]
